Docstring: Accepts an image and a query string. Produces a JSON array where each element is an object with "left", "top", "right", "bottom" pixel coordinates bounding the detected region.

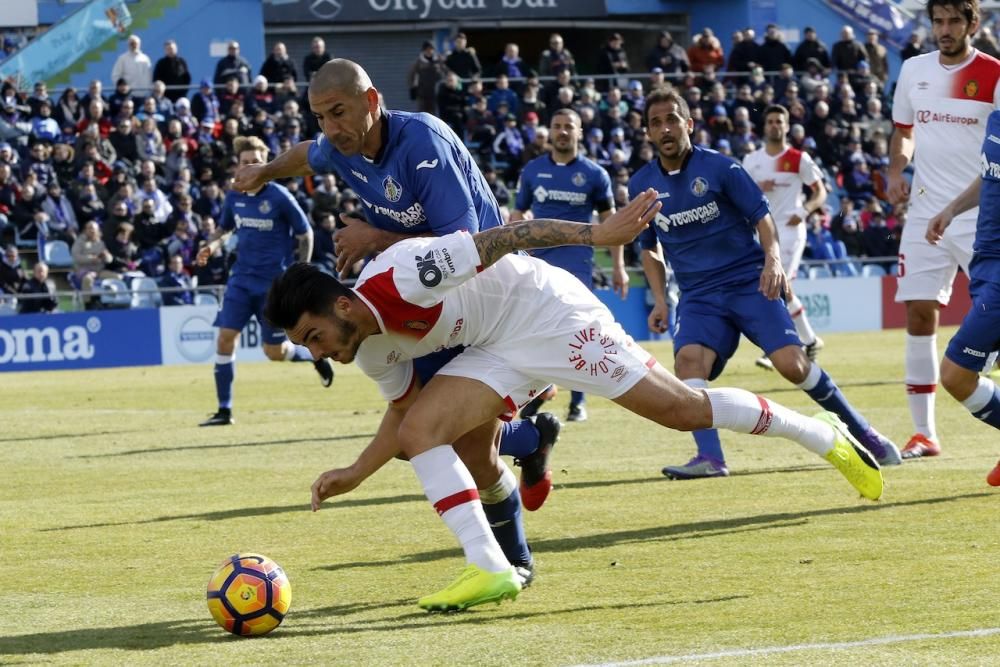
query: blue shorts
[
  {"left": 413, "top": 346, "right": 464, "bottom": 386},
  {"left": 214, "top": 282, "right": 287, "bottom": 345},
  {"left": 674, "top": 284, "right": 801, "bottom": 381},
  {"left": 945, "top": 278, "right": 1000, "bottom": 372}
]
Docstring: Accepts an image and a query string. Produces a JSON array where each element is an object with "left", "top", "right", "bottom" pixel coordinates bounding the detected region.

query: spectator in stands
[
  {"left": 311, "top": 211, "right": 336, "bottom": 272},
  {"left": 246, "top": 75, "right": 276, "bottom": 115},
  {"left": 445, "top": 33, "right": 482, "bottom": 80},
  {"left": 901, "top": 32, "right": 928, "bottom": 61},
  {"left": 105, "top": 221, "right": 139, "bottom": 273},
  {"left": 864, "top": 29, "right": 890, "bottom": 85},
  {"left": 688, "top": 28, "right": 725, "bottom": 73},
  {"left": 24, "top": 142, "right": 57, "bottom": 190},
  {"left": 18, "top": 261, "right": 57, "bottom": 314},
  {"left": 191, "top": 79, "right": 220, "bottom": 124},
  {"left": 482, "top": 164, "right": 511, "bottom": 207},
  {"left": 832, "top": 25, "right": 866, "bottom": 78},
  {"left": 78, "top": 99, "right": 111, "bottom": 139},
  {"left": 28, "top": 100, "right": 59, "bottom": 145},
  {"left": 838, "top": 216, "right": 865, "bottom": 258},
  {"left": 492, "top": 114, "right": 525, "bottom": 183},
  {"left": 80, "top": 80, "right": 106, "bottom": 112},
  {"left": 521, "top": 125, "right": 550, "bottom": 164},
  {"left": 166, "top": 192, "right": 201, "bottom": 235},
  {"left": 55, "top": 87, "right": 84, "bottom": 127},
  {"left": 539, "top": 32, "right": 576, "bottom": 78},
  {"left": 172, "top": 97, "right": 198, "bottom": 136},
  {"left": 725, "top": 27, "right": 757, "bottom": 75},
  {"left": 496, "top": 42, "right": 530, "bottom": 82},
  {"left": 793, "top": 26, "right": 831, "bottom": 72},
  {"left": 160, "top": 253, "right": 194, "bottom": 305},
  {"left": 41, "top": 181, "right": 78, "bottom": 243},
  {"left": 0, "top": 244, "right": 24, "bottom": 296},
  {"left": 162, "top": 217, "right": 197, "bottom": 268},
  {"left": 260, "top": 42, "right": 298, "bottom": 91},
  {"left": 597, "top": 33, "right": 630, "bottom": 92},
  {"left": 112, "top": 35, "right": 153, "bottom": 96},
  {"left": 194, "top": 180, "right": 224, "bottom": 220},
  {"left": 303, "top": 36, "right": 331, "bottom": 83},
  {"left": 758, "top": 24, "right": 792, "bottom": 74},
  {"left": 26, "top": 82, "right": 50, "bottom": 117},
  {"left": 408, "top": 41, "right": 445, "bottom": 114},
  {"left": 862, "top": 205, "right": 896, "bottom": 269},
  {"left": 436, "top": 71, "right": 466, "bottom": 136},
  {"left": 72, "top": 220, "right": 116, "bottom": 301},
  {"left": 805, "top": 212, "right": 837, "bottom": 262},
  {"left": 214, "top": 40, "right": 252, "bottom": 88},
  {"left": 974, "top": 25, "right": 1000, "bottom": 58},
  {"left": 543, "top": 68, "right": 575, "bottom": 109},
  {"left": 488, "top": 73, "right": 520, "bottom": 116},
  {"left": 109, "top": 117, "right": 139, "bottom": 166},
  {"left": 647, "top": 30, "right": 690, "bottom": 74},
  {"left": 134, "top": 177, "right": 172, "bottom": 223},
  {"left": 152, "top": 40, "right": 191, "bottom": 104}
]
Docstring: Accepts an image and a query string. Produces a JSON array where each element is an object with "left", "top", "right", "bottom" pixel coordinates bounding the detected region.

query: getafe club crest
[
  {"left": 258, "top": 200, "right": 271, "bottom": 214},
  {"left": 572, "top": 171, "right": 586, "bottom": 187},
  {"left": 690, "top": 176, "right": 709, "bottom": 197},
  {"left": 383, "top": 175, "right": 402, "bottom": 202}
]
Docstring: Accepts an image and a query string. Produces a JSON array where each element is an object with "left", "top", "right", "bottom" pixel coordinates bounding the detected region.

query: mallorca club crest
[
  {"left": 382, "top": 175, "right": 402, "bottom": 202},
  {"left": 572, "top": 171, "right": 586, "bottom": 187},
  {"left": 258, "top": 200, "right": 271, "bottom": 214},
  {"left": 965, "top": 79, "right": 979, "bottom": 98},
  {"left": 690, "top": 176, "right": 709, "bottom": 197}
]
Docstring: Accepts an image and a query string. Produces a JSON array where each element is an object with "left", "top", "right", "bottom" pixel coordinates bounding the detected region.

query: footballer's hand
[
  {"left": 926, "top": 209, "right": 953, "bottom": 245},
  {"left": 195, "top": 244, "right": 212, "bottom": 267},
  {"left": 311, "top": 466, "right": 363, "bottom": 510},
  {"left": 887, "top": 172, "right": 910, "bottom": 206},
  {"left": 647, "top": 302, "right": 670, "bottom": 334},
  {"left": 233, "top": 163, "right": 268, "bottom": 193},
  {"left": 593, "top": 189, "right": 660, "bottom": 246},
  {"left": 759, "top": 256, "right": 787, "bottom": 300},
  {"left": 787, "top": 214, "right": 804, "bottom": 226},
  {"left": 334, "top": 214, "right": 379, "bottom": 276},
  {"left": 612, "top": 264, "right": 630, "bottom": 299}
]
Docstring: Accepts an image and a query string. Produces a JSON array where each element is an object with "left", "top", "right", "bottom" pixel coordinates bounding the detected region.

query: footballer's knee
[
  {"left": 216, "top": 329, "right": 238, "bottom": 355},
  {"left": 905, "top": 300, "right": 939, "bottom": 335},
  {"left": 771, "top": 346, "right": 810, "bottom": 384},
  {"left": 674, "top": 346, "right": 712, "bottom": 380},
  {"left": 263, "top": 343, "right": 286, "bottom": 361},
  {"left": 940, "top": 357, "right": 978, "bottom": 401}
]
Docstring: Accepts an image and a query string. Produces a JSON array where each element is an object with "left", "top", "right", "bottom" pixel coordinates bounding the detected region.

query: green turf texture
[{"left": 1, "top": 328, "right": 997, "bottom": 665}]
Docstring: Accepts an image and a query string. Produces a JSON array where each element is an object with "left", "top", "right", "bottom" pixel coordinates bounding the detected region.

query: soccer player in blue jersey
[
  {"left": 232, "top": 59, "right": 555, "bottom": 577},
  {"left": 196, "top": 136, "right": 335, "bottom": 427},
  {"left": 925, "top": 109, "right": 1000, "bottom": 487},
  {"left": 512, "top": 108, "right": 625, "bottom": 423},
  {"left": 629, "top": 89, "right": 901, "bottom": 479}
]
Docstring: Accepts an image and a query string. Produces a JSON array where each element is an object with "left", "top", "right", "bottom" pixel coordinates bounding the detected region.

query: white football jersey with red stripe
[
  {"left": 352, "top": 231, "right": 603, "bottom": 401},
  {"left": 742, "top": 146, "right": 823, "bottom": 225},
  {"left": 892, "top": 48, "right": 1000, "bottom": 224}
]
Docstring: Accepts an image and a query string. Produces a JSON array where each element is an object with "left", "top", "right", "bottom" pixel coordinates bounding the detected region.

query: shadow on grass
[
  {"left": 0, "top": 429, "right": 149, "bottom": 443},
  {"left": 73, "top": 433, "right": 376, "bottom": 459}
]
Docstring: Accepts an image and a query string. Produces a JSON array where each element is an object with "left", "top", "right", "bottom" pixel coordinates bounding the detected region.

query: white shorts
[
  {"left": 895, "top": 217, "right": 975, "bottom": 305},
  {"left": 778, "top": 224, "right": 807, "bottom": 279},
  {"left": 436, "top": 310, "right": 655, "bottom": 420}
]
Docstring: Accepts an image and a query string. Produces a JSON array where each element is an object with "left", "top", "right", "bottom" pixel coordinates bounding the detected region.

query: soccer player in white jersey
[
  {"left": 889, "top": 0, "right": 1000, "bottom": 459},
  {"left": 743, "top": 104, "right": 828, "bottom": 371},
  {"left": 265, "top": 191, "right": 885, "bottom": 612}
]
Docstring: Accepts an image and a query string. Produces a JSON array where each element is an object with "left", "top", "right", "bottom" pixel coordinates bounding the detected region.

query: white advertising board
[
  {"left": 159, "top": 305, "right": 269, "bottom": 365},
  {"left": 791, "top": 276, "right": 883, "bottom": 333}
]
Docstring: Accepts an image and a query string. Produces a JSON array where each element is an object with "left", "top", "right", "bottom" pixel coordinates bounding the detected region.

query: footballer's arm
[
  {"left": 755, "top": 213, "right": 788, "bottom": 300},
  {"left": 793, "top": 178, "right": 828, "bottom": 225},
  {"left": 888, "top": 125, "right": 915, "bottom": 205},
  {"left": 295, "top": 229, "right": 314, "bottom": 264},
  {"left": 641, "top": 245, "right": 670, "bottom": 334},
  {"left": 927, "top": 175, "right": 982, "bottom": 245},
  {"left": 234, "top": 141, "right": 316, "bottom": 192},
  {"left": 196, "top": 227, "right": 234, "bottom": 266}
]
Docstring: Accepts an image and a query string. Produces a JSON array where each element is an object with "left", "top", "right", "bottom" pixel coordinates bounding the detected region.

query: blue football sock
[
  {"left": 685, "top": 379, "right": 725, "bottom": 462},
  {"left": 480, "top": 467, "right": 531, "bottom": 566},
  {"left": 290, "top": 345, "right": 313, "bottom": 362},
  {"left": 570, "top": 390, "right": 585, "bottom": 408},
  {"left": 963, "top": 377, "right": 1000, "bottom": 430},
  {"left": 798, "top": 363, "right": 871, "bottom": 439},
  {"left": 497, "top": 419, "right": 540, "bottom": 458},
  {"left": 214, "top": 353, "right": 235, "bottom": 409}
]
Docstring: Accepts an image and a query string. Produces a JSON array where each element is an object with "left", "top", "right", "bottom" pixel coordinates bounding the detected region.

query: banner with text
[
  {"left": 159, "top": 305, "right": 268, "bottom": 366},
  {"left": 263, "top": 0, "right": 607, "bottom": 23}
]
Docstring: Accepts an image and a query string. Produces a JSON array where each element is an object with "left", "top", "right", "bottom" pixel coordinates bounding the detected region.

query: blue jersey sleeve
[
  {"left": 306, "top": 136, "right": 333, "bottom": 175},
  {"left": 722, "top": 159, "right": 770, "bottom": 224},
  {"left": 514, "top": 165, "right": 533, "bottom": 212},
  {"left": 278, "top": 187, "right": 311, "bottom": 235},
  {"left": 219, "top": 191, "right": 236, "bottom": 231},
  {"left": 407, "top": 128, "right": 479, "bottom": 235},
  {"left": 594, "top": 167, "right": 613, "bottom": 212}
]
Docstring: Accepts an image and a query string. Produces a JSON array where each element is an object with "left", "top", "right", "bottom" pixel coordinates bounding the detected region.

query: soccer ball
[{"left": 206, "top": 553, "right": 291, "bottom": 637}]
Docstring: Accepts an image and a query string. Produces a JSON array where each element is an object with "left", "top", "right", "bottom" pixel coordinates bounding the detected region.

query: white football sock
[
  {"left": 706, "top": 388, "right": 834, "bottom": 456},
  {"left": 962, "top": 376, "right": 996, "bottom": 413},
  {"left": 788, "top": 295, "right": 817, "bottom": 346},
  {"left": 905, "top": 334, "right": 938, "bottom": 440},
  {"left": 410, "top": 445, "right": 509, "bottom": 573},
  {"left": 478, "top": 463, "right": 517, "bottom": 505}
]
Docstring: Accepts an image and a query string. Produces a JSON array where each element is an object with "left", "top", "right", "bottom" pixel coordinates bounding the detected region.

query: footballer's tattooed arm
[{"left": 473, "top": 188, "right": 660, "bottom": 268}]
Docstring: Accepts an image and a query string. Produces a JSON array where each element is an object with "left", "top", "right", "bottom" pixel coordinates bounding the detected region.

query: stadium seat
[
  {"left": 862, "top": 264, "right": 887, "bottom": 277},
  {"left": 194, "top": 292, "right": 219, "bottom": 307},
  {"left": 98, "top": 278, "right": 132, "bottom": 309},
  {"left": 44, "top": 240, "right": 73, "bottom": 268},
  {"left": 808, "top": 266, "right": 833, "bottom": 279},
  {"left": 0, "top": 297, "right": 17, "bottom": 315},
  {"left": 130, "top": 276, "right": 163, "bottom": 308}
]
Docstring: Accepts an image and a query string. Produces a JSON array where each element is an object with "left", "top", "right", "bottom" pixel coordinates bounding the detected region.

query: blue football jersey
[
  {"left": 629, "top": 146, "right": 771, "bottom": 294},
  {"left": 973, "top": 110, "right": 1000, "bottom": 283},
  {"left": 220, "top": 182, "right": 310, "bottom": 289},
  {"left": 514, "top": 153, "right": 613, "bottom": 271},
  {"left": 307, "top": 110, "right": 503, "bottom": 235}
]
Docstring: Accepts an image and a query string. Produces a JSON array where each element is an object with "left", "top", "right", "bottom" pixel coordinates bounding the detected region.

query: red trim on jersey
[
  {"left": 751, "top": 395, "right": 773, "bottom": 435},
  {"left": 499, "top": 396, "right": 519, "bottom": 422},
  {"left": 949, "top": 51, "right": 1000, "bottom": 103},
  {"left": 645, "top": 357, "right": 656, "bottom": 368},
  {"left": 776, "top": 148, "right": 803, "bottom": 174},
  {"left": 906, "top": 383, "right": 937, "bottom": 395},
  {"left": 391, "top": 371, "right": 419, "bottom": 404},
  {"left": 893, "top": 122, "right": 914, "bottom": 129},
  {"left": 356, "top": 267, "right": 443, "bottom": 340},
  {"left": 433, "top": 489, "right": 479, "bottom": 515},
  {"left": 790, "top": 306, "right": 805, "bottom": 318}
]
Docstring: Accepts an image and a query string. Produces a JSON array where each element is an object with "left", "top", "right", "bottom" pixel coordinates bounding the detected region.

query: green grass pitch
[{"left": 1, "top": 328, "right": 997, "bottom": 665}]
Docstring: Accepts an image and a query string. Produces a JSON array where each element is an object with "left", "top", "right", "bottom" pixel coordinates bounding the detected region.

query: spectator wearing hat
[
  {"left": 30, "top": 99, "right": 61, "bottom": 144},
  {"left": 153, "top": 39, "right": 192, "bottom": 102},
  {"left": 259, "top": 42, "right": 297, "bottom": 92},
  {"left": 112, "top": 34, "right": 153, "bottom": 96},
  {"left": 646, "top": 30, "right": 690, "bottom": 75},
  {"left": 445, "top": 33, "right": 482, "bottom": 80},
  {"left": 172, "top": 97, "right": 198, "bottom": 136},
  {"left": 520, "top": 110, "right": 541, "bottom": 143},
  {"left": 794, "top": 26, "right": 831, "bottom": 72},
  {"left": 303, "top": 36, "right": 331, "bottom": 83},
  {"left": 864, "top": 29, "right": 889, "bottom": 85},
  {"left": 625, "top": 80, "right": 646, "bottom": 113},
  {"left": 246, "top": 75, "right": 276, "bottom": 115},
  {"left": 597, "top": 33, "right": 630, "bottom": 92},
  {"left": 214, "top": 40, "right": 252, "bottom": 88},
  {"left": 18, "top": 261, "right": 58, "bottom": 314},
  {"left": 726, "top": 28, "right": 759, "bottom": 75},
  {"left": 408, "top": 41, "right": 445, "bottom": 113}
]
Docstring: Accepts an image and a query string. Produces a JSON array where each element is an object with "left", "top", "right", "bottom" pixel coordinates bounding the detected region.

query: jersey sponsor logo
[
  {"left": 258, "top": 200, "right": 271, "bottom": 214},
  {"left": 234, "top": 214, "right": 274, "bottom": 231},
  {"left": 963, "top": 346, "right": 987, "bottom": 358},
  {"left": 235, "top": 202, "right": 247, "bottom": 207},
  {"left": 383, "top": 175, "right": 402, "bottom": 202},
  {"left": 448, "top": 318, "right": 464, "bottom": 344},
  {"left": 980, "top": 151, "right": 1000, "bottom": 179},
  {"left": 656, "top": 192, "right": 670, "bottom": 199},
  {"left": 414, "top": 247, "right": 456, "bottom": 288},
  {"left": 964, "top": 80, "right": 980, "bottom": 97},
  {"left": 416, "top": 158, "right": 439, "bottom": 170},
  {"left": 653, "top": 200, "right": 721, "bottom": 231},
  {"left": 916, "top": 110, "right": 980, "bottom": 125},
  {"left": 917, "top": 81, "right": 929, "bottom": 90},
  {"left": 536, "top": 172, "right": 553, "bottom": 178},
  {"left": 362, "top": 197, "right": 427, "bottom": 227},
  {"left": 690, "top": 177, "right": 709, "bottom": 196},
  {"left": 567, "top": 326, "right": 620, "bottom": 377},
  {"left": 350, "top": 169, "right": 368, "bottom": 183},
  {"left": 988, "top": 134, "right": 1000, "bottom": 145},
  {"left": 532, "top": 185, "right": 588, "bottom": 205},
  {"left": 572, "top": 171, "right": 586, "bottom": 187}
]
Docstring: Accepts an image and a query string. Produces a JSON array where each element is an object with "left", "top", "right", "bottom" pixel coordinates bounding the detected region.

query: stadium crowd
[{"left": 0, "top": 18, "right": 979, "bottom": 313}]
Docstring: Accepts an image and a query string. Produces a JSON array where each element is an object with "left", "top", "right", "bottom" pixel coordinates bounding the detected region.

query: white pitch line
[{"left": 574, "top": 627, "right": 1000, "bottom": 666}]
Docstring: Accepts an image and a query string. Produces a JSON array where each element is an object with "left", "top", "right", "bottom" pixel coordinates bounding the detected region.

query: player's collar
[
  {"left": 657, "top": 145, "right": 695, "bottom": 176},
  {"left": 362, "top": 111, "right": 390, "bottom": 165},
  {"left": 548, "top": 152, "right": 579, "bottom": 167}
]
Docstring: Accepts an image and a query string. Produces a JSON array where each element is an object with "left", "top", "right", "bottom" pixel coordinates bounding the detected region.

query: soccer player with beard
[{"left": 629, "top": 89, "right": 900, "bottom": 479}]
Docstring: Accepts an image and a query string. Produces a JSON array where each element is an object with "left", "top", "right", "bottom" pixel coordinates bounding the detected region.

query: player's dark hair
[
  {"left": 264, "top": 262, "right": 354, "bottom": 331},
  {"left": 550, "top": 108, "right": 581, "bottom": 126},
  {"left": 763, "top": 104, "right": 789, "bottom": 121},
  {"left": 926, "top": 0, "right": 978, "bottom": 24},
  {"left": 643, "top": 89, "right": 690, "bottom": 126}
]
